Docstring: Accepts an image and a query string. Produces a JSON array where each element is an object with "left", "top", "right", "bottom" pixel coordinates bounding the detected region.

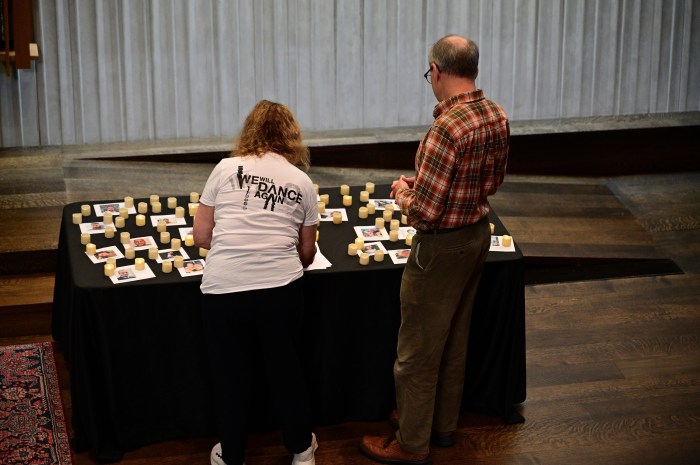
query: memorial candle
[
  {"left": 365, "top": 182, "right": 375, "bottom": 194},
  {"left": 72, "top": 213, "right": 83, "bottom": 225},
  {"left": 81, "top": 204, "right": 91, "bottom": 216},
  {"left": 347, "top": 244, "right": 358, "bottom": 256},
  {"left": 124, "top": 196, "right": 134, "bottom": 208},
  {"left": 174, "top": 256, "right": 184, "bottom": 268},
  {"left": 367, "top": 203, "right": 376, "bottom": 215},
  {"left": 185, "top": 234, "right": 194, "bottom": 247},
  {"left": 120, "top": 232, "right": 130, "bottom": 244},
  {"left": 171, "top": 238, "right": 181, "bottom": 250},
  {"left": 157, "top": 220, "right": 167, "bottom": 233},
  {"left": 354, "top": 237, "right": 365, "bottom": 249},
  {"left": 160, "top": 231, "right": 170, "bottom": 244},
  {"left": 162, "top": 261, "right": 173, "bottom": 273},
  {"left": 106, "top": 257, "right": 116, "bottom": 266},
  {"left": 332, "top": 212, "right": 342, "bottom": 224},
  {"left": 390, "top": 219, "right": 400, "bottom": 231},
  {"left": 104, "top": 263, "right": 115, "bottom": 276},
  {"left": 125, "top": 247, "right": 135, "bottom": 259},
  {"left": 374, "top": 250, "right": 385, "bottom": 262},
  {"left": 119, "top": 207, "right": 128, "bottom": 219},
  {"left": 313, "top": 184, "right": 319, "bottom": 194},
  {"left": 389, "top": 230, "right": 399, "bottom": 242},
  {"left": 135, "top": 214, "right": 146, "bottom": 226},
  {"left": 342, "top": 195, "right": 352, "bottom": 207},
  {"left": 138, "top": 202, "right": 148, "bottom": 214},
  {"left": 340, "top": 184, "right": 350, "bottom": 196},
  {"left": 149, "top": 194, "right": 159, "bottom": 205},
  {"left": 114, "top": 216, "right": 125, "bottom": 229},
  {"left": 167, "top": 197, "right": 177, "bottom": 209},
  {"left": 135, "top": 257, "right": 145, "bottom": 271},
  {"left": 401, "top": 214, "right": 408, "bottom": 225},
  {"left": 405, "top": 233, "right": 414, "bottom": 246},
  {"left": 104, "top": 226, "right": 115, "bottom": 239},
  {"left": 80, "top": 233, "right": 90, "bottom": 245},
  {"left": 319, "top": 194, "right": 329, "bottom": 205},
  {"left": 103, "top": 212, "right": 113, "bottom": 224},
  {"left": 86, "top": 243, "right": 96, "bottom": 255},
  {"left": 490, "top": 223, "right": 495, "bottom": 234},
  {"left": 190, "top": 192, "right": 199, "bottom": 203},
  {"left": 199, "top": 248, "right": 209, "bottom": 257},
  {"left": 189, "top": 203, "right": 198, "bottom": 217},
  {"left": 383, "top": 210, "right": 393, "bottom": 222},
  {"left": 175, "top": 206, "right": 185, "bottom": 218},
  {"left": 375, "top": 218, "right": 385, "bottom": 229},
  {"left": 317, "top": 202, "right": 326, "bottom": 214},
  {"left": 502, "top": 235, "right": 512, "bottom": 247},
  {"left": 358, "top": 206, "right": 368, "bottom": 219},
  {"left": 148, "top": 247, "right": 158, "bottom": 260},
  {"left": 151, "top": 202, "right": 162, "bottom": 214},
  {"left": 359, "top": 253, "right": 370, "bottom": 265},
  {"left": 359, "top": 190, "right": 369, "bottom": 202}
]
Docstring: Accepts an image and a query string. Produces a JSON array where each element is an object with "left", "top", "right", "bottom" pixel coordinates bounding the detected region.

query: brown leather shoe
[
  {"left": 388, "top": 410, "right": 456, "bottom": 448},
  {"left": 359, "top": 434, "right": 431, "bottom": 465}
]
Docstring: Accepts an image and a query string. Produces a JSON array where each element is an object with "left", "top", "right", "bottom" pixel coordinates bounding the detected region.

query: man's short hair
[{"left": 428, "top": 35, "right": 479, "bottom": 80}]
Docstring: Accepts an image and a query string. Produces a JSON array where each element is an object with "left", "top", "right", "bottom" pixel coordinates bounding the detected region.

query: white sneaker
[
  {"left": 211, "top": 443, "right": 239, "bottom": 465},
  {"left": 291, "top": 432, "right": 318, "bottom": 465}
]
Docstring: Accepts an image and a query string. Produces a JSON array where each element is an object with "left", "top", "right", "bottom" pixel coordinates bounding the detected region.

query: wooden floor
[{"left": 1, "top": 143, "right": 699, "bottom": 464}]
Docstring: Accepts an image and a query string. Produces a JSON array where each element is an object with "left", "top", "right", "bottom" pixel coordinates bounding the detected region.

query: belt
[{"left": 418, "top": 217, "right": 489, "bottom": 235}]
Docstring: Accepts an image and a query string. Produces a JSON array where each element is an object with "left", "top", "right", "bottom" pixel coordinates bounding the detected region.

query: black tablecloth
[{"left": 52, "top": 185, "right": 525, "bottom": 462}]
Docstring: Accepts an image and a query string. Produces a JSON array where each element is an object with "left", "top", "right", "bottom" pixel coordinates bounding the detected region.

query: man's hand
[{"left": 390, "top": 175, "right": 415, "bottom": 198}]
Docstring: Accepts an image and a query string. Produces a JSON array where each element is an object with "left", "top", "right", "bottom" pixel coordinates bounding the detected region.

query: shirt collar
[{"left": 433, "top": 89, "right": 484, "bottom": 119}]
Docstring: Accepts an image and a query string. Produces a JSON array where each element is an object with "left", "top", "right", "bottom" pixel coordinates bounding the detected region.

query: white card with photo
[
  {"left": 318, "top": 208, "right": 348, "bottom": 222},
  {"left": 354, "top": 225, "right": 390, "bottom": 241},
  {"left": 86, "top": 246, "right": 125, "bottom": 264},
  {"left": 110, "top": 264, "right": 156, "bottom": 284},
  {"left": 358, "top": 241, "right": 387, "bottom": 256},
  {"left": 398, "top": 226, "right": 417, "bottom": 240},
  {"left": 490, "top": 235, "right": 516, "bottom": 252},
  {"left": 178, "top": 226, "right": 194, "bottom": 240},
  {"left": 150, "top": 214, "right": 187, "bottom": 227},
  {"left": 93, "top": 202, "right": 137, "bottom": 217},
  {"left": 156, "top": 248, "right": 190, "bottom": 263},
  {"left": 389, "top": 248, "right": 411, "bottom": 264},
  {"left": 126, "top": 236, "right": 157, "bottom": 251},
  {"left": 80, "top": 222, "right": 107, "bottom": 234},
  {"left": 370, "top": 199, "right": 398, "bottom": 210},
  {"left": 177, "top": 259, "right": 206, "bottom": 277},
  {"left": 304, "top": 244, "right": 332, "bottom": 271}
]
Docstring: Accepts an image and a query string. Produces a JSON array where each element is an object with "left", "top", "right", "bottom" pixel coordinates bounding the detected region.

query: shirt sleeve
[
  {"left": 200, "top": 161, "right": 224, "bottom": 207},
  {"left": 301, "top": 176, "right": 319, "bottom": 227}
]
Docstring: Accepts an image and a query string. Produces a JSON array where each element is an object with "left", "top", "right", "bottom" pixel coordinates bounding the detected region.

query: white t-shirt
[{"left": 199, "top": 153, "right": 317, "bottom": 294}]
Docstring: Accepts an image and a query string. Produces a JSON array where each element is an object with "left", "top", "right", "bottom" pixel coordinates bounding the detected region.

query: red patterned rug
[{"left": 1, "top": 342, "right": 73, "bottom": 465}]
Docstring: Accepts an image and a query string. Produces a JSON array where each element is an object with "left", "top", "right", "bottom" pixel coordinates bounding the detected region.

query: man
[{"left": 360, "top": 35, "right": 509, "bottom": 465}]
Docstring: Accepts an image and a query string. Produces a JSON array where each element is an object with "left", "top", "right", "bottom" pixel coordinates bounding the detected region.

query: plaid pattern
[{"left": 396, "top": 90, "right": 509, "bottom": 231}]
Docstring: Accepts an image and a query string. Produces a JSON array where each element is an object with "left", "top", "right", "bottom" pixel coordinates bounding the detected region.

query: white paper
[
  {"left": 304, "top": 244, "right": 332, "bottom": 270},
  {"left": 93, "top": 202, "right": 137, "bottom": 217},
  {"left": 397, "top": 226, "right": 417, "bottom": 240},
  {"left": 156, "top": 248, "right": 190, "bottom": 263},
  {"left": 489, "top": 235, "right": 516, "bottom": 252},
  {"left": 150, "top": 214, "right": 187, "bottom": 227},
  {"left": 110, "top": 263, "right": 156, "bottom": 284},
  {"left": 79, "top": 222, "right": 107, "bottom": 234},
  {"left": 389, "top": 248, "right": 411, "bottom": 264},
  {"left": 125, "top": 236, "right": 157, "bottom": 251},
  {"left": 86, "top": 246, "right": 124, "bottom": 264},
  {"left": 318, "top": 208, "right": 348, "bottom": 222},
  {"left": 177, "top": 259, "right": 206, "bottom": 277},
  {"left": 369, "top": 199, "right": 398, "bottom": 210},
  {"left": 178, "top": 226, "right": 194, "bottom": 240},
  {"left": 354, "top": 225, "right": 390, "bottom": 241},
  {"left": 358, "top": 241, "right": 387, "bottom": 256}
]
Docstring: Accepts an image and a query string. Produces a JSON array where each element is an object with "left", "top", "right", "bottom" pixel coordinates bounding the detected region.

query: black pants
[{"left": 202, "top": 278, "right": 312, "bottom": 465}]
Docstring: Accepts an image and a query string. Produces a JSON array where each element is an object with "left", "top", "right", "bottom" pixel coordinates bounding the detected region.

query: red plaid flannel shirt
[{"left": 396, "top": 90, "right": 509, "bottom": 231}]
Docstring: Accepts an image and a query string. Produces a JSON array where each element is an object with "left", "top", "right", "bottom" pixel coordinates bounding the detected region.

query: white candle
[
  {"left": 389, "top": 230, "right": 399, "bottom": 242},
  {"left": 80, "top": 233, "right": 90, "bottom": 244},
  {"left": 119, "top": 207, "right": 128, "bottom": 219},
  {"left": 374, "top": 250, "right": 385, "bottom": 262},
  {"left": 358, "top": 206, "right": 368, "bottom": 219},
  {"left": 319, "top": 194, "right": 330, "bottom": 205},
  {"left": 72, "top": 213, "right": 83, "bottom": 225},
  {"left": 317, "top": 202, "right": 326, "bottom": 214},
  {"left": 375, "top": 218, "right": 385, "bottom": 229},
  {"left": 390, "top": 219, "right": 400, "bottom": 231},
  {"left": 171, "top": 238, "right": 181, "bottom": 250},
  {"left": 104, "top": 263, "right": 115, "bottom": 276},
  {"left": 367, "top": 203, "right": 376, "bottom": 215},
  {"left": 81, "top": 204, "right": 91, "bottom": 216},
  {"left": 124, "top": 196, "right": 134, "bottom": 208},
  {"left": 365, "top": 182, "right": 375, "bottom": 194},
  {"left": 114, "top": 216, "right": 125, "bottom": 228},
  {"left": 162, "top": 261, "right": 173, "bottom": 273},
  {"left": 199, "top": 248, "right": 209, "bottom": 257},
  {"left": 316, "top": 230, "right": 319, "bottom": 242},
  {"left": 157, "top": 220, "right": 167, "bottom": 233},
  {"left": 405, "top": 233, "right": 414, "bottom": 246},
  {"left": 148, "top": 247, "right": 158, "bottom": 260},
  {"left": 359, "top": 190, "right": 369, "bottom": 202},
  {"left": 103, "top": 212, "right": 113, "bottom": 225},
  {"left": 175, "top": 206, "right": 185, "bottom": 218},
  {"left": 313, "top": 184, "right": 319, "bottom": 194},
  {"left": 120, "top": 232, "right": 130, "bottom": 244},
  {"left": 86, "top": 243, "right": 96, "bottom": 255},
  {"left": 401, "top": 214, "right": 408, "bottom": 225},
  {"left": 152, "top": 201, "right": 162, "bottom": 214},
  {"left": 383, "top": 210, "right": 393, "bottom": 222},
  {"left": 190, "top": 192, "right": 200, "bottom": 203},
  {"left": 185, "top": 234, "right": 194, "bottom": 247},
  {"left": 106, "top": 257, "right": 116, "bottom": 266},
  {"left": 189, "top": 203, "right": 199, "bottom": 217},
  {"left": 502, "top": 235, "right": 512, "bottom": 247},
  {"left": 385, "top": 204, "right": 394, "bottom": 213},
  {"left": 359, "top": 252, "right": 370, "bottom": 265},
  {"left": 104, "top": 226, "right": 115, "bottom": 239},
  {"left": 332, "top": 212, "right": 342, "bottom": 224},
  {"left": 167, "top": 197, "right": 177, "bottom": 209},
  {"left": 342, "top": 195, "right": 352, "bottom": 207},
  {"left": 354, "top": 237, "right": 365, "bottom": 249},
  {"left": 138, "top": 202, "right": 148, "bottom": 214},
  {"left": 135, "top": 214, "right": 146, "bottom": 226},
  {"left": 490, "top": 223, "right": 495, "bottom": 234},
  {"left": 125, "top": 247, "right": 135, "bottom": 259},
  {"left": 150, "top": 194, "right": 159, "bottom": 205},
  {"left": 160, "top": 231, "right": 170, "bottom": 244},
  {"left": 340, "top": 184, "right": 350, "bottom": 195},
  {"left": 174, "top": 256, "right": 184, "bottom": 268},
  {"left": 135, "top": 257, "right": 145, "bottom": 270},
  {"left": 347, "top": 244, "right": 358, "bottom": 256}
]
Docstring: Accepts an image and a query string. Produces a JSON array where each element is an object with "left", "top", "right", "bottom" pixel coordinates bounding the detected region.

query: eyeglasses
[{"left": 423, "top": 63, "right": 440, "bottom": 83}]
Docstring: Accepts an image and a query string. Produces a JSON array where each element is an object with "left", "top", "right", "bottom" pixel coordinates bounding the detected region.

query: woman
[{"left": 194, "top": 100, "right": 319, "bottom": 465}]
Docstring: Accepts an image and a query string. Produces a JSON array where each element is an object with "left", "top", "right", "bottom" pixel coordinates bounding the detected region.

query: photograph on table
[
  {"left": 80, "top": 222, "right": 106, "bottom": 234},
  {"left": 87, "top": 246, "right": 124, "bottom": 264},
  {"left": 354, "top": 225, "right": 390, "bottom": 241},
  {"left": 490, "top": 235, "right": 516, "bottom": 253},
  {"left": 156, "top": 248, "right": 190, "bottom": 263},
  {"left": 319, "top": 208, "right": 348, "bottom": 222},
  {"left": 389, "top": 248, "right": 411, "bottom": 265},
  {"left": 370, "top": 199, "right": 398, "bottom": 210},
  {"left": 398, "top": 226, "right": 417, "bottom": 240},
  {"left": 178, "top": 227, "right": 194, "bottom": 240},
  {"left": 150, "top": 214, "right": 187, "bottom": 227},
  {"left": 360, "top": 241, "right": 387, "bottom": 256},
  {"left": 93, "top": 202, "right": 136, "bottom": 217},
  {"left": 128, "top": 236, "right": 156, "bottom": 250},
  {"left": 178, "top": 259, "right": 206, "bottom": 277},
  {"left": 109, "top": 264, "right": 156, "bottom": 284}
]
